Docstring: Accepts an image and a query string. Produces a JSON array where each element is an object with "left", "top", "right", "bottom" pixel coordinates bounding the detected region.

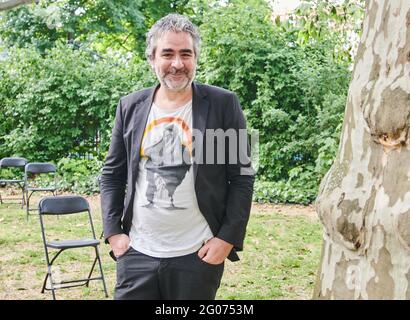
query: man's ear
[{"left": 149, "top": 59, "right": 155, "bottom": 70}]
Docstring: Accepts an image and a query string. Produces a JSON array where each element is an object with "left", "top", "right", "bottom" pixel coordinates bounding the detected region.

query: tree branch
[{"left": 0, "top": 0, "right": 37, "bottom": 12}]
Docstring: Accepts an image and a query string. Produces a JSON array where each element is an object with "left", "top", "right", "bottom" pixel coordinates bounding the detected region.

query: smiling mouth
[{"left": 169, "top": 74, "right": 186, "bottom": 80}]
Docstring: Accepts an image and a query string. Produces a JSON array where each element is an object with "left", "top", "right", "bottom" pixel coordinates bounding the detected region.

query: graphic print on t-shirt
[
  {"left": 140, "top": 116, "right": 192, "bottom": 210},
  {"left": 130, "top": 101, "right": 213, "bottom": 258}
]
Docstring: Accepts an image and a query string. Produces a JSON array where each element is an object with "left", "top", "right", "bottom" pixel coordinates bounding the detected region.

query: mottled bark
[{"left": 314, "top": 0, "right": 410, "bottom": 299}]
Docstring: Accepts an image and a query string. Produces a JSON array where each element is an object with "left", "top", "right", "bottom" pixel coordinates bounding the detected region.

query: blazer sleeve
[
  {"left": 100, "top": 99, "right": 128, "bottom": 243},
  {"left": 216, "top": 93, "right": 255, "bottom": 252}
]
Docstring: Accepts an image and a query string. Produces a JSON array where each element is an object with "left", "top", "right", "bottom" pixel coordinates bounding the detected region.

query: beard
[{"left": 156, "top": 67, "right": 196, "bottom": 92}]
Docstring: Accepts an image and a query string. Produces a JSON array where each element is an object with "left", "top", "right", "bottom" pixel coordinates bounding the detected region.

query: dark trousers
[{"left": 114, "top": 247, "right": 225, "bottom": 300}]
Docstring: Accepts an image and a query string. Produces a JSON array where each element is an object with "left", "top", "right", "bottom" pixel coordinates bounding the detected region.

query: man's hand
[
  {"left": 108, "top": 234, "right": 130, "bottom": 258},
  {"left": 198, "top": 237, "right": 234, "bottom": 265}
]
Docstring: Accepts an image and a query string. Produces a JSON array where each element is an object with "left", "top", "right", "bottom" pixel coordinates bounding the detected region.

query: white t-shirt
[{"left": 129, "top": 100, "right": 213, "bottom": 258}]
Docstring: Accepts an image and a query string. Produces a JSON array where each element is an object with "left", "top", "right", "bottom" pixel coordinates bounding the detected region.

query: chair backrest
[
  {"left": 25, "top": 162, "right": 56, "bottom": 174},
  {"left": 38, "top": 195, "right": 96, "bottom": 241},
  {"left": 0, "top": 157, "right": 28, "bottom": 168},
  {"left": 39, "top": 195, "right": 90, "bottom": 215}
]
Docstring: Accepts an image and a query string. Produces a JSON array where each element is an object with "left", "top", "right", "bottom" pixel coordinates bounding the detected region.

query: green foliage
[
  {"left": 0, "top": 0, "right": 145, "bottom": 53},
  {"left": 0, "top": 0, "right": 196, "bottom": 55},
  {"left": 284, "top": 0, "right": 365, "bottom": 63},
  {"left": 253, "top": 167, "right": 319, "bottom": 205},
  {"left": 0, "top": 167, "right": 25, "bottom": 181},
  {"left": 56, "top": 157, "right": 103, "bottom": 194},
  {"left": 0, "top": 43, "right": 155, "bottom": 162},
  {"left": 314, "top": 92, "right": 346, "bottom": 176},
  {"left": 198, "top": 0, "right": 355, "bottom": 203},
  {"left": 0, "top": 0, "right": 364, "bottom": 200}
]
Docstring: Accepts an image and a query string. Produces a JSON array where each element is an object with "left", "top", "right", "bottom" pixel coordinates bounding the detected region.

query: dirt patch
[
  {"left": 72, "top": 194, "right": 319, "bottom": 221},
  {"left": 1, "top": 190, "right": 317, "bottom": 221},
  {"left": 251, "top": 202, "right": 318, "bottom": 221},
  {"left": 83, "top": 194, "right": 318, "bottom": 219}
]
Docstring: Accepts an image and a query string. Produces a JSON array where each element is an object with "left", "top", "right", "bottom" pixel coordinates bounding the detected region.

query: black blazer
[{"left": 100, "top": 82, "right": 255, "bottom": 261}]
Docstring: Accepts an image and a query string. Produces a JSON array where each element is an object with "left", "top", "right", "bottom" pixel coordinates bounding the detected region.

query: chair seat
[
  {"left": 27, "top": 187, "right": 56, "bottom": 192},
  {"left": 46, "top": 238, "right": 100, "bottom": 249},
  {"left": 0, "top": 179, "right": 24, "bottom": 183}
]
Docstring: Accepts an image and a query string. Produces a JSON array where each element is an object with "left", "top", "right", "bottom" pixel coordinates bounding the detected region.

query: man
[{"left": 100, "top": 13, "right": 254, "bottom": 300}]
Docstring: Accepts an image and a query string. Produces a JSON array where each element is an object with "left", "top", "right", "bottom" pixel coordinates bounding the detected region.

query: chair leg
[
  {"left": 26, "top": 191, "right": 34, "bottom": 221},
  {"left": 52, "top": 191, "right": 59, "bottom": 220},
  {"left": 85, "top": 256, "right": 98, "bottom": 287},
  {"left": 95, "top": 247, "right": 109, "bottom": 298},
  {"left": 26, "top": 191, "right": 30, "bottom": 221},
  {"left": 21, "top": 186, "right": 25, "bottom": 209},
  {"left": 50, "top": 272, "right": 56, "bottom": 300},
  {"left": 42, "top": 250, "right": 65, "bottom": 300},
  {"left": 42, "top": 265, "right": 57, "bottom": 300},
  {"left": 41, "top": 271, "right": 49, "bottom": 294}
]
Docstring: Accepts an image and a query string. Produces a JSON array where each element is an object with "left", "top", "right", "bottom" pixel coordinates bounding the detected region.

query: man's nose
[{"left": 171, "top": 56, "right": 183, "bottom": 68}]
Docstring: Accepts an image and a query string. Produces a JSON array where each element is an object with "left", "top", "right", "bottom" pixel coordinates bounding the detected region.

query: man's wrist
[{"left": 215, "top": 236, "right": 234, "bottom": 249}]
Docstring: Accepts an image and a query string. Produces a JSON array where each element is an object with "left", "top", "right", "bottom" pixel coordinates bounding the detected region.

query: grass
[{"left": 0, "top": 191, "right": 323, "bottom": 300}]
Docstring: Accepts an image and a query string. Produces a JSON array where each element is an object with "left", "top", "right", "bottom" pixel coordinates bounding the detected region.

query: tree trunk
[
  {"left": 0, "top": 0, "right": 35, "bottom": 12},
  {"left": 314, "top": 0, "right": 410, "bottom": 299}
]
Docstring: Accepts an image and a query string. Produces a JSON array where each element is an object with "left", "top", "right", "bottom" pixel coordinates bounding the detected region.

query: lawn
[{"left": 0, "top": 192, "right": 323, "bottom": 300}]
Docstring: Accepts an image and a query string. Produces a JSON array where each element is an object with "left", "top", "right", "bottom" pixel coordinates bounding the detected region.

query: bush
[
  {"left": 56, "top": 157, "right": 103, "bottom": 195},
  {"left": 0, "top": 43, "right": 155, "bottom": 161},
  {"left": 0, "top": 0, "right": 358, "bottom": 203},
  {"left": 198, "top": 0, "right": 351, "bottom": 203},
  {"left": 253, "top": 166, "right": 319, "bottom": 205}
]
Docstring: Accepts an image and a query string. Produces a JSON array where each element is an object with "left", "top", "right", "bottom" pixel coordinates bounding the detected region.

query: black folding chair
[
  {"left": 0, "top": 157, "right": 28, "bottom": 208},
  {"left": 38, "top": 195, "right": 108, "bottom": 300},
  {"left": 25, "top": 162, "right": 57, "bottom": 220}
]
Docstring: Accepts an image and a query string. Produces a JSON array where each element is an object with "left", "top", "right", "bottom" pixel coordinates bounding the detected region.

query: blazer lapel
[
  {"left": 192, "top": 82, "right": 209, "bottom": 182},
  {"left": 130, "top": 82, "right": 208, "bottom": 183},
  {"left": 131, "top": 85, "right": 158, "bottom": 182}
]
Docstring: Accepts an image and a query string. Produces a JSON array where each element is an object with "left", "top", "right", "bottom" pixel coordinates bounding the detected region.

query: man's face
[{"left": 150, "top": 31, "right": 197, "bottom": 92}]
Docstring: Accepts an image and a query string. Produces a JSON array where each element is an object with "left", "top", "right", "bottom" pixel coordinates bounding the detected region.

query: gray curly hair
[{"left": 145, "top": 13, "right": 201, "bottom": 61}]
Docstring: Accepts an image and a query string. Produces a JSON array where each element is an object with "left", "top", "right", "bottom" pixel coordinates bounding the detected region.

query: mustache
[{"left": 166, "top": 69, "right": 188, "bottom": 75}]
